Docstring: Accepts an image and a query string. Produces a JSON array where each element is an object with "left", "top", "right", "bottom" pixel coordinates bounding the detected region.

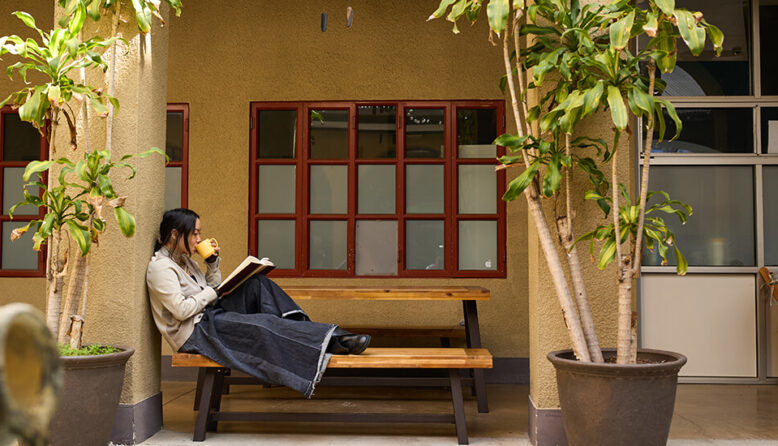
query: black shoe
[
  {"left": 327, "top": 334, "right": 371, "bottom": 355},
  {"left": 339, "top": 334, "right": 370, "bottom": 355}
]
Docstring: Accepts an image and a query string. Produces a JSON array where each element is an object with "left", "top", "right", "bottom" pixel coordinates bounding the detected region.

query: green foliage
[
  {"left": 577, "top": 186, "right": 691, "bottom": 274},
  {"left": 429, "top": 0, "right": 722, "bottom": 274},
  {"left": 57, "top": 0, "right": 183, "bottom": 33},
  {"left": 58, "top": 343, "right": 120, "bottom": 356},
  {"left": 9, "top": 148, "right": 166, "bottom": 256},
  {"left": 0, "top": 7, "right": 121, "bottom": 141}
]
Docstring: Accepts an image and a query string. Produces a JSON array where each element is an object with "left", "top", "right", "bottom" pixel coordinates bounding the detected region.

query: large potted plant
[
  {"left": 431, "top": 0, "right": 721, "bottom": 444},
  {"left": 0, "top": 1, "right": 177, "bottom": 444}
]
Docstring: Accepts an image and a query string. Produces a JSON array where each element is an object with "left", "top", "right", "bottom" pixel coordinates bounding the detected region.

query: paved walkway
[{"left": 136, "top": 382, "right": 778, "bottom": 445}]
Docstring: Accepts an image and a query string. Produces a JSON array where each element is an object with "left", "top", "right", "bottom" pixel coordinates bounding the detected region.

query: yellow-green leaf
[
  {"left": 114, "top": 206, "right": 136, "bottom": 237},
  {"left": 673, "top": 10, "right": 706, "bottom": 56},
  {"left": 609, "top": 10, "right": 634, "bottom": 51},
  {"left": 606, "top": 85, "right": 627, "bottom": 130},
  {"left": 655, "top": 0, "right": 674, "bottom": 16},
  {"left": 66, "top": 220, "right": 90, "bottom": 256},
  {"left": 487, "top": 0, "right": 510, "bottom": 34}
]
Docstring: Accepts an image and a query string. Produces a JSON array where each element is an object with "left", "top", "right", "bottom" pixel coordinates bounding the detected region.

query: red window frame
[
  {"left": 166, "top": 103, "right": 189, "bottom": 208},
  {"left": 249, "top": 100, "right": 506, "bottom": 278},
  {"left": 0, "top": 107, "right": 47, "bottom": 277}
]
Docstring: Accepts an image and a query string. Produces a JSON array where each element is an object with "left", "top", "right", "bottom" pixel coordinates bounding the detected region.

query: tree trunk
[
  {"left": 44, "top": 230, "right": 66, "bottom": 337},
  {"left": 526, "top": 190, "right": 591, "bottom": 362},
  {"left": 616, "top": 275, "right": 633, "bottom": 364},
  {"left": 58, "top": 253, "right": 87, "bottom": 344},
  {"left": 556, "top": 216, "right": 604, "bottom": 362}
]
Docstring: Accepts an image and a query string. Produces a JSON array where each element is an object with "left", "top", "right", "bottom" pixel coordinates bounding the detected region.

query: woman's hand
[{"left": 205, "top": 239, "right": 220, "bottom": 263}]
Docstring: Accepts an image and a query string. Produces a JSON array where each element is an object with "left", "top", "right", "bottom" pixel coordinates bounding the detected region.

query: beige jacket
[{"left": 146, "top": 246, "right": 222, "bottom": 351}]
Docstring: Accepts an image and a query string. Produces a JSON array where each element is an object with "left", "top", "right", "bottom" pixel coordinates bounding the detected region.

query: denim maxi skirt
[{"left": 179, "top": 275, "right": 336, "bottom": 398}]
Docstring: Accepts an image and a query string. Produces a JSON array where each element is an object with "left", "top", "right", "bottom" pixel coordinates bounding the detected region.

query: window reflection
[
  {"left": 642, "top": 0, "right": 751, "bottom": 96},
  {"left": 651, "top": 108, "right": 753, "bottom": 154}
]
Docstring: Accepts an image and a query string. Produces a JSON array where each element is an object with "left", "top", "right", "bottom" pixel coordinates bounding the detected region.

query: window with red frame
[
  {"left": 0, "top": 108, "right": 47, "bottom": 276},
  {"left": 165, "top": 104, "right": 189, "bottom": 210},
  {"left": 249, "top": 101, "right": 506, "bottom": 278}
]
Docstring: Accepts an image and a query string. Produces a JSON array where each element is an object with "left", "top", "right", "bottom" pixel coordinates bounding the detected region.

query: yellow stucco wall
[{"left": 165, "top": 1, "right": 530, "bottom": 358}]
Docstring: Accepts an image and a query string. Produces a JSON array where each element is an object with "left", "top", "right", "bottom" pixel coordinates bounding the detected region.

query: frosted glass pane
[
  {"left": 356, "top": 220, "right": 397, "bottom": 275},
  {"left": 164, "top": 167, "right": 181, "bottom": 211},
  {"left": 258, "top": 165, "right": 295, "bottom": 213},
  {"left": 765, "top": 167, "right": 778, "bottom": 265},
  {"left": 2, "top": 221, "right": 38, "bottom": 270},
  {"left": 458, "top": 109, "right": 497, "bottom": 158},
  {"left": 310, "top": 109, "right": 348, "bottom": 159},
  {"left": 257, "top": 220, "right": 295, "bottom": 269},
  {"left": 3, "top": 168, "right": 38, "bottom": 215},
  {"left": 459, "top": 221, "right": 497, "bottom": 270},
  {"left": 258, "top": 110, "right": 296, "bottom": 159},
  {"left": 642, "top": 166, "right": 754, "bottom": 267},
  {"left": 309, "top": 220, "right": 347, "bottom": 270},
  {"left": 358, "top": 165, "right": 395, "bottom": 214},
  {"left": 310, "top": 165, "right": 347, "bottom": 214},
  {"left": 641, "top": 274, "right": 756, "bottom": 377},
  {"left": 459, "top": 165, "right": 496, "bottom": 214},
  {"left": 406, "top": 165, "right": 444, "bottom": 214},
  {"left": 406, "top": 220, "right": 444, "bottom": 270}
]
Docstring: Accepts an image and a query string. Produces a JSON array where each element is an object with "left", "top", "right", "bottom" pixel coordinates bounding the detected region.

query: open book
[{"left": 216, "top": 256, "right": 275, "bottom": 296}]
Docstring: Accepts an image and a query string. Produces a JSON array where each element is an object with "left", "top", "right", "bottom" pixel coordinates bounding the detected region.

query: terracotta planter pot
[
  {"left": 49, "top": 346, "right": 134, "bottom": 446},
  {"left": 547, "top": 348, "right": 686, "bottom": 446}
]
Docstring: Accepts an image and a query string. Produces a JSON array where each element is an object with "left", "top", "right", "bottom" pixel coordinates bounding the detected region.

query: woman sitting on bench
[{"left": 146, "top": 208, "right": 370, "bottom": 398}]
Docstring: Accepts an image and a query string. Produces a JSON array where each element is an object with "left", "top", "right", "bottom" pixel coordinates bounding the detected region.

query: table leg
[{"left": 463, "top": 300, "right": 488, "bottom": 413}]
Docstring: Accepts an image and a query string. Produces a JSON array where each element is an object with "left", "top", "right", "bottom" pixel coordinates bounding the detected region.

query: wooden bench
[{"left": 173, "top": 348, "right": 493, "bottom": 444}]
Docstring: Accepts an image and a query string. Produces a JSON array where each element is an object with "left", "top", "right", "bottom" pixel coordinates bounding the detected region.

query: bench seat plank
[
  {"left": 340, "top": 326, "right": 466, "bottom": 339},
  {"left": 173, "top": 348, "right": 492, "bottom": 369},
  {"left": 283, "top": 286, "right": 489, "bottom": 301}
]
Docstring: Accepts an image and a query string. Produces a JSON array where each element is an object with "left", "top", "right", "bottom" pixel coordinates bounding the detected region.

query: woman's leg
[{"left": 216, "top": 275, "right": 308, "bottom": 320}]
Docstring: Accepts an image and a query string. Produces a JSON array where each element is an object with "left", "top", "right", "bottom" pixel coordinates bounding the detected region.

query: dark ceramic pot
[
  {"left": 547, "top": 348, "right": 686, "bottom": 446},
  {"left": 48, "top": 346, "right": 134, "bottom": 446}
]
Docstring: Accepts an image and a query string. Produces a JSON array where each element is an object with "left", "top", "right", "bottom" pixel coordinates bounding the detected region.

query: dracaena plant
[
  {"left": 10, "top": 148, "right": 163, "bottom": 348},
  {"left": 430, "top": 0, "right": 721, "bottom": 364},
  {"left": 57, "top": 0, "right": 183, "bottom": 34},
  {"left": 1, "top": 3, "right": 168, "bottom": 350}
]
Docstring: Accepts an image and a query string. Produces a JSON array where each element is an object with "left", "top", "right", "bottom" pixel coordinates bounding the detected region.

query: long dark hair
[{"left": 154, "top": 208, "right": 200, "bottom": 255}]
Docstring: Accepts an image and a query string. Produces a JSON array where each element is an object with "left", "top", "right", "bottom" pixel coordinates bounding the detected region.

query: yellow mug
[{"left": 195, "top": 238, "right": 218, "bottom": 259}]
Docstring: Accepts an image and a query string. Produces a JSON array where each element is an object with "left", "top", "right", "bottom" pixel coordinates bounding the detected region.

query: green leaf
[
  {"left": 519, "top": 24, "right": 558, "bottom": 36},
  {"left": 12, "top": 11, "right": 37, "bottom": 30},
  {"left": 597, "top": 238, "right": 617, "bottom": 270},
  {"left": 114, "top": 206, "right": 136, "bottom": 237},
  {"left": 673, "top": 10, "right": 706, "bottom": 56},
  {"left": 609, "top": 10, "right": 634, "bottom": 51},
  {"left": 131, "top": 0, "right": 152, "bottom": 33},
  {"left": 23, "top": 160, "right": 54, "bottom": 181},
  {"left": 657, "top": 99, "right": 682, "bottom": 140},
  {"left": 486, "top": 0, "right": 510, "bottom": 34},
  {"left": 582, "top": 81, "right": 604, "bottom": 117},
  {"left": 67, "top": 2, "right": 87, "bottom": 38},
  {"left": 643, "top": 11, "right": 658, "bottom": 36},
  {"left": 66, "top": 220, "right": 91, "bottom": 256},
  {"left": 87, "top": 0, "right": 102, "bottom": 21},
  {"left": 606, "top": 85, "right": 628, "bottom": 130},
  {"left": 542, "top": 153, "right": 563, "bottom": 197},
  {"left": 655, "top": 0, "right": 675, "bottom": 16},
  {"left": 702, "top": 20, "right": 724, "bottom": 56},
  {"left": 674, "top": 244, "right": 688, "bottom": 275},
  {"left": 503, "top": 162, "right": 538, "bottom": 202},
  {"left": 494, "top": 133, "right": 529, "bottom": 148}
]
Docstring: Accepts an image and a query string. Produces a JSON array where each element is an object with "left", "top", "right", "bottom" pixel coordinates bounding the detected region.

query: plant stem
[
  {"left": 558, "top": 134, "right": 603, "bottom": 362},
  {"left": 631, "top": 58, "right": 657, "bottom": 278},
  {"left": 501, "top": 6, "right": 590, "bottom": 361}
]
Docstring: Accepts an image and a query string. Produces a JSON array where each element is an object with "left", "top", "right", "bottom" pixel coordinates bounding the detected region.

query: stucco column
[
  {"left": 527, "top": 117, "right": 630, "bottom": 445},
  {"left": 55, "top": 3, "right": 169, "bottom": 443}
]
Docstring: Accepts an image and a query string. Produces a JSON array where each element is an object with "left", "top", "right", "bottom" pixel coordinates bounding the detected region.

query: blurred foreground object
[{"left": 0, "top": 304, "right": 61, "bottom": 446}]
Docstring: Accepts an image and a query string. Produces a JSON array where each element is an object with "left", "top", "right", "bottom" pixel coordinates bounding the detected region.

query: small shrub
[{"left": 58, "top": 343, "right": 121, "bottom": 356}]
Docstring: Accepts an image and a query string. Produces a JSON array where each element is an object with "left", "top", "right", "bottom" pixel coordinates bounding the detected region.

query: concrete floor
[{"left": 139, "top": 381, "right": 778, "bottom": 445}]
